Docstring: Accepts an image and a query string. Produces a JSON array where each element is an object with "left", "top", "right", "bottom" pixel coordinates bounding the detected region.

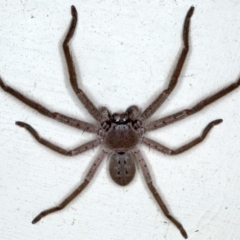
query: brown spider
[{"left": 0, "top": 5, "right": 240, "bottom": 239}]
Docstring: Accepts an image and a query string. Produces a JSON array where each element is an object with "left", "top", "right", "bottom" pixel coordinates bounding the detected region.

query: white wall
[{"left": 0, "top": 1, "right": 240, "bottom": 239}]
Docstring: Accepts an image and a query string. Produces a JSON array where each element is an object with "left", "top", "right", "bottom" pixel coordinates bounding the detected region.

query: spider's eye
[
  {"left": 112, "top": 113, "right": 120, "bottom": 122},
  {"left": 121, "top": 113, "right": 128, "bottom": 122}
]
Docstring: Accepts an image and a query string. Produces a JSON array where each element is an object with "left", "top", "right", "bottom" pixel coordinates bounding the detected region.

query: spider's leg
[
  {"left": 142, "top": 119, "right": 222, "bottom": 155},
  {"left": 16, "top": 121, "right": 101, "bottom": 156},
  {"left": 140, "top": 6, "right": 194, "bottom": 122},
  {"left": 63, "top": 6, "right": 102, "bottom": 122},
  {"left": 32, "top": 149, "right": 108, "bottom": 224},
  {"left": 132, "top": 148, "right": 188, "bottom": 239},
  {"left": 0, "top": 78, "right": 97, "bottom": 133},
  {"left": 145, "top": 77, "right": 240, "bottom": 131}
]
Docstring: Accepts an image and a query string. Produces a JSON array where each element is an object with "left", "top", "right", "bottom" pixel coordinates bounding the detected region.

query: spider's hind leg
[
  {"left": 32, "top": 149, "right": 108, "bottom": 223},
  {"left": 132, "top": 148, "right": 188, "bottom": 239}
]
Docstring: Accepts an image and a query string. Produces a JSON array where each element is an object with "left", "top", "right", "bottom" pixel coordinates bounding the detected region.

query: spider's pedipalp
[{"left": 126, "top": 105, "right": 140, "bottom": 121}]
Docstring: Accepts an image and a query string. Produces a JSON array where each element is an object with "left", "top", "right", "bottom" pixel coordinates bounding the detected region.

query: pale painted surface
[{"left": 0, "top": 1, "right": 240, "bottom": 240}]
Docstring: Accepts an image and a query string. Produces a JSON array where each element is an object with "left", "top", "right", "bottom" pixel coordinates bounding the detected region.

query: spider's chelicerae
[{"left": 1, "top": 5, "right": 240, "bottom": 239}]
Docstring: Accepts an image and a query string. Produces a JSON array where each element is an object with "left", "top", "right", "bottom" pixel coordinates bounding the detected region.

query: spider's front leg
[
  {"left": 63, "top": 6, "right": 102, "bottom": 122},
  {"left": 139, "top": 6, "right": 194, "bottom": 122}
]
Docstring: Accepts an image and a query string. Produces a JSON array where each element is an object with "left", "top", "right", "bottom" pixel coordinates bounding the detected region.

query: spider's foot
[
  {"left": 71, "top": 5, "right": 77, "bottom": 17},
  {"left": 0, "top": 77, "right": 5, "bottom": 88},
  {"left": 15, "top": 121, "right": 25, "bottom": 127},
  {"left": 32, "top": 214, "right": 42, "bottom": 224},
  {"left": 213, "top": 119, "right": 223, "bottom": 125},
  {"left": 179, "top": 226, "right": 188, "bottom": 239},
  {"left": 188, "top": 6, "right": 194, "bottom": 18}
]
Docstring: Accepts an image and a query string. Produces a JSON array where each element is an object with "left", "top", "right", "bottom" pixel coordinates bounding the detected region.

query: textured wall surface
[{"left": 0, "top": 1, "right": 240, "bottom": 240}]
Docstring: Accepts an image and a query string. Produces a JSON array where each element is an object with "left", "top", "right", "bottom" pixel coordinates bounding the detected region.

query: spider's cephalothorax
[
  {"left": 101, "top": 106, "right": 141, "bottom": 151},
  {"left": 1, "top": 5, "right": 240, "bottom": 239}
]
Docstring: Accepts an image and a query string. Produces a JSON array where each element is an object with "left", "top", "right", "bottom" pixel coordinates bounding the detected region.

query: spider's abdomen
[
  {"left": 109, "top": 152, "right": 136, "bottom": 186},
  {"left": 104, "top": 124, "right": 139, "bottom": 151}
]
